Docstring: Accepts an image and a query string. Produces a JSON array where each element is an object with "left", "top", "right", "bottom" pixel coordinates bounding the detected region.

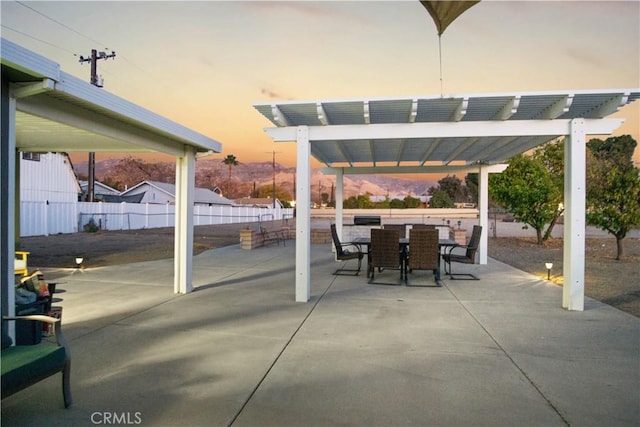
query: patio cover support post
[
  {"left": 335, "top": 168, "right": 344, "bottom": 244},
  {"left": 563, "top": 119, "right": 586, "bottom": 311},
  {"left": 478, "top": 166, "right": 489, "bottom": 264},
  {"left": 174, "top": 149, "right": 196, "bottom": 294},
  {"left": 1, "top": 79, "right": 17, "bottom": 333},
  {"left": 478, "top": 164, "right": 507, "bottom": 264},
  {"left": 296, "top": 126, "right": 311, "bottom": 302}
]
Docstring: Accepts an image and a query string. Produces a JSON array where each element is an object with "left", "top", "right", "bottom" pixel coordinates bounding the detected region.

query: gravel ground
[{"left": 18, "top": 220, "right": 639, "bottom": 317}]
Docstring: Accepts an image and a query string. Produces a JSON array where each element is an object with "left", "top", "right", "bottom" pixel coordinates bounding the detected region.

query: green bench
[{"left": 2, "top": 315, "right": 72, "bottom": 408}]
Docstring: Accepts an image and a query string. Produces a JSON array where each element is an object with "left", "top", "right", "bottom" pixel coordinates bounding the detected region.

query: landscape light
[
  {"left": 75, "top": 257, "right": 84, "bottom": 269},
  {"left": 545, "top": 262, "right": 553, "bottom": 280}
]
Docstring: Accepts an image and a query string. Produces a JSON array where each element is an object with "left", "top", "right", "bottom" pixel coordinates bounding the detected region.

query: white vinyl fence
[{"left": 19, "top": 201, "right": 294, "bottom": 237}]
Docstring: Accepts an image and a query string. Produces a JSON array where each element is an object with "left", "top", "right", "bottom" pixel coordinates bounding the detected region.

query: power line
[
  {"left": 0, "top": 24, "right": 77, "bottom": 55},
  {"left": 265, "top": 151, "right": 282, "bottom": 209},
  {"left": 10, "top": 2, "right": 163, "bottom": 90},
  {"left": 16, "top": 1, "right": 108, "bottom": 48}
]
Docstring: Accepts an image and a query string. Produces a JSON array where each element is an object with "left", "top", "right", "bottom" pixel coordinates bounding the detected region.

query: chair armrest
[
  {"left": 4, "top": 315, "right": 67, "bottom": 348},
  {"left": 340, "top": 242, "right": 363, "bottom": 252},
  {"left": 445, "top": 244, "right": 468, "bottom": 255}
]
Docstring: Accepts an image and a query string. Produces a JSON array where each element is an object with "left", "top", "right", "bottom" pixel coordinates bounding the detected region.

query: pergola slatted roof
[{"left": 255, "top": 89, "right": 639, "bottom": 168}]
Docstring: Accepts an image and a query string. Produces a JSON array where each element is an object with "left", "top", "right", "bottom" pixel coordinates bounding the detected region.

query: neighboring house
[
  {"left": 79, "top": 180, "right": 145, "bottom": 203},
  {"left": 79, "top": 180, "right": 120, "bottom": 202},
  {"left": 20, "top": 152, "right": 80, "bottom": 202},
  {"left": 233, "top": 197, "right": 283, "bottom": 208},
  {"left": 120, "top": 180, "right": 234, "bottom": 205}
]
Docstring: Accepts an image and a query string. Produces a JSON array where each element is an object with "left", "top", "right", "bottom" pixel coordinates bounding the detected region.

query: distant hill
[{"left": 74, "top": 158, "right": 438, "bottom": 199}]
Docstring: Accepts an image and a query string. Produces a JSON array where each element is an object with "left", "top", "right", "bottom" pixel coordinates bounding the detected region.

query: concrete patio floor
[{"left": 2, "top": 242, "right": 638, "bottom": 426}]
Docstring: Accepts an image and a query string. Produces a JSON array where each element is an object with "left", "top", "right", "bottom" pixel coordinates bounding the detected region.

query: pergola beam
[
  {"left": 264, "top": 119, "right": 624, "bottom": 143},
  {"left": 320, "top": 164, "right": 508, "bottom": 175}
]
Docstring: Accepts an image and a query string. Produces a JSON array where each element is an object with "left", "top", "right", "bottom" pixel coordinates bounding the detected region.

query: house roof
[
  {"left": 79, "top": 180, "right": 120, "bottom": 195},
  {"left": 123, "top": 180, "right": 234, "bottom": 205}
]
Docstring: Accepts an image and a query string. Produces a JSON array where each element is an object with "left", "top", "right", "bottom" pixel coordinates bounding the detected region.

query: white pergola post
[
  {"left": 563, "top": 119, "right": 586, "bottom": 311},
  {"left": 478, "top": 164, "right": 508, "bottom": 264},
  {"left": 295, "top": 126, "right": 311, "bottom": 302},
  {"left": 174, "top": 148, "right": 196, "bottom": 294},
  {"left": 335, "top": 168, "right": 344, "bottom": 242},
  {"left": 478, "top": 166, "right": 489, "bottom": 264}
]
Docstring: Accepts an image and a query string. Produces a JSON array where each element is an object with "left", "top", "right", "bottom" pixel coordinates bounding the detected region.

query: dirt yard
[
  {"left": 17, "top": 223, "right": 639, "bottom": 317},
  {"left": 488, "top": 236, "right": 639, "bottom": 317}
]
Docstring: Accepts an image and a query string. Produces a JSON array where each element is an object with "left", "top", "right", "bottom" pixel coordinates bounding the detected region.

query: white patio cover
[
  {"left": 255, "top": 89, "right": 639, "bottom": 310},
  {"left": 2, "top": 39, "right": 223, "bottom": 326}
]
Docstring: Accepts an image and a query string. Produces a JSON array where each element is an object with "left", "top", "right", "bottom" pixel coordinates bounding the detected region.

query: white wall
[
  {"left": 20, "top": 152, "right": 79, "bottom": 203},
  {"left": 19, "top": 200, "right": 294, "bottom": 237}
]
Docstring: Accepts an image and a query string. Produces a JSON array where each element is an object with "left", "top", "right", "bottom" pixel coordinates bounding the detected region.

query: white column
[
  {"left": 174, "top": 149, "right": 196, "bottom": 294},
  {"left": 478, "top": 166, "right": 489, "bottom": 264},
  {"left": 4, "top": 95, "right": 17, "bottom": 322},
  {"left": 478, "top": 164, "right": 507, "bottom": 263},
  {"left": 335, "top": 168, "right": 344, "bottom": 242},
  {"left": 295, "top": 126, "right": 311, "bottom": 302},
  {"left": 563, "top": 119, "right": 586, "bottom": 311}
]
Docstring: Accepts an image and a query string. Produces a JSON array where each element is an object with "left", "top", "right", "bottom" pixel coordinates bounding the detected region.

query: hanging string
[{"left": 438, "top": 35, "right": 443, "bottom": 97}]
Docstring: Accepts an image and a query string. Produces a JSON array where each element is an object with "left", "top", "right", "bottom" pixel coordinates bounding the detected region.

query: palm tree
[{"left": 221, "top": 154, "right": 239, "bottom": 196}]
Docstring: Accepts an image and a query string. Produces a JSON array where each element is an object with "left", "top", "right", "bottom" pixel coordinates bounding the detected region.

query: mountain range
[{"left": 73, "top": 158, "right": 440, "bottom": 200}]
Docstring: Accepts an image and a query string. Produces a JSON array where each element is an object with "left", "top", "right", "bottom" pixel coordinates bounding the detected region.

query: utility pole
[
  {"left": 265, "top": 151, "right": 281, "bottom": 209},
  {"left": 79, "top": 49, "right": 116, "bottom": 201}
]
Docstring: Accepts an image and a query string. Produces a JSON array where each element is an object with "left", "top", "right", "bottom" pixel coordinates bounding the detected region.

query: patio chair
[
  {"left": 369, "top": 228, "right": 403, "bottom": 285},
  {"left": 410, "top": 224, "right": 435, "bottom": 230},
  {"left": 383, "top": 224, "right": 406, "bottom": 238},
  {"left": 442, "top": 225, "right": 482, "bottom": 280},
  {"left": 330, "top": 224, "right": 364, "bottom": 276},
  {"left": 406, "top": 228, "right": 442, "bottom": 286}
]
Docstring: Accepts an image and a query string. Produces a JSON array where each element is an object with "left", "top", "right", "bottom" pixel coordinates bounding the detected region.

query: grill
[{"left": 353, "top": 215, "right": 381, "bottom": 226}]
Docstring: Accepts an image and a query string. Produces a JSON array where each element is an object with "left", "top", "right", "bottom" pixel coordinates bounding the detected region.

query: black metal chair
[
  {"left": 330, "top": 224, "right": 364, "bottom": 276},
  {"left": 369, "top": 228, "right": 403, "bottom": 285},
  {"left": 406, "top": 228, "right": 442, "bottom": 286},
  {"left": 442, "top": 225, "right": 482, "bottom": 280}
]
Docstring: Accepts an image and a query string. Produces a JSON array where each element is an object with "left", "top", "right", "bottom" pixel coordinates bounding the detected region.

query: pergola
[
  {"left": 1, "top": 39, "right": 222, "bottom": 321},
  {"left": 255, "top": 89, "right": 639, "bottom": 310}
]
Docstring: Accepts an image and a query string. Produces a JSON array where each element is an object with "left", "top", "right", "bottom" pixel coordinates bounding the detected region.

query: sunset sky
[{"left": 2, "top": 1, "right": 639, "bottom": 168}]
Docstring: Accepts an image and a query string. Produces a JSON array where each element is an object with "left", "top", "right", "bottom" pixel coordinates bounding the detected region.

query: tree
[
  {"left": 256, "top": 185, "right": 292, "bottom": 205},
  {"left": 404, "top": 195, "right": 422, "bottom": 208},
  {"left": 464, "top": 173, "right": 478, "bottom": 205},
  {"left": 586, "top": 135, "right": 640, "bottom": 260},
  {"left": 221, "top": 154, "right": 239, "bottom": 196},
  {"left": 490, "top": 151, "right": 562, "bottom": 244},
  {"left": 428, "top": 189, "right": 454, "bottom": 208},
  {"left": 343, "top": 193, "right": 374, "bottom": 209},
  {"left": 532, "top": 139, "right": 565, "bottom": 241},
  {"left": 430, "top": 175, "right": 467, "bottom": 203},
  {"left": 389, "top": 198, "right": 405, "bottom": 209},
  {"left": 102, "top": 156, "right": 175, "bottom": 191}
]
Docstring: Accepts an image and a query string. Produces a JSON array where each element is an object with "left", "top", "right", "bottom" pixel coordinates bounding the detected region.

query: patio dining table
[{"left": 352, "top": 236, "right": 456, "bottom": 278}]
